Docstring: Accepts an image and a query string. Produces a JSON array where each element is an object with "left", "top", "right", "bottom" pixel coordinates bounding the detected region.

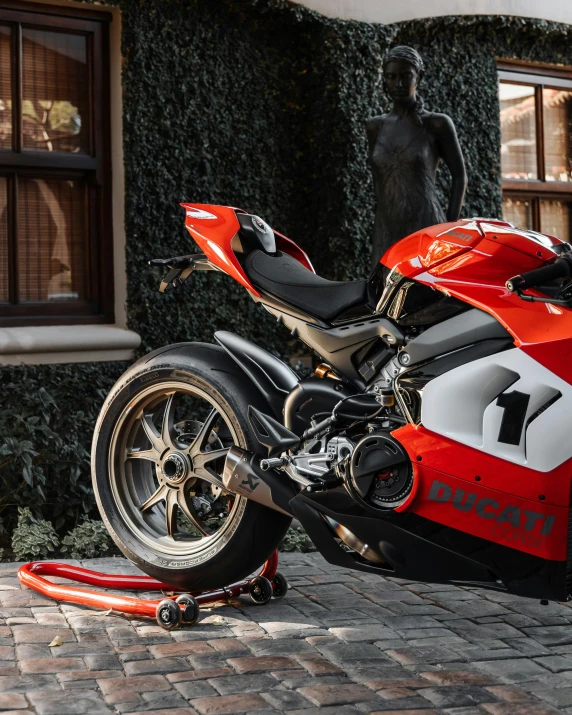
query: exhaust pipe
[
  {"left": 324, "top": 516, "right": 387, "bottom": 565},
  {"left": 222, "top": 447, "right": 296, "bottom": 517}
]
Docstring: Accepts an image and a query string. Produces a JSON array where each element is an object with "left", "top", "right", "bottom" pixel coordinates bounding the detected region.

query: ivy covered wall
[{"left": 2, "top": 0, "right": 571, "bottom": 530}]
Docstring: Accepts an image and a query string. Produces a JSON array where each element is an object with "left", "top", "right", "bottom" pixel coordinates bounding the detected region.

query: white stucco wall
[{"left": 290, "top": 0, "right": 572, "bottom": 26}]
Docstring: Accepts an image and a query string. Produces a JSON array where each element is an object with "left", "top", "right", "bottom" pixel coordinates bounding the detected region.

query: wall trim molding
[
  {"left": 290, "top": 0, "right": 572, "bottom": 26},
  {"left": 0, "top": 325, "right": 141, "bottom": 365}
]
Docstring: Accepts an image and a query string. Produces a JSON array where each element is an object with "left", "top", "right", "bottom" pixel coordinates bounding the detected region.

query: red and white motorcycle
[{"left": 92, "top": 204, "right": 572, "bottom": 601}]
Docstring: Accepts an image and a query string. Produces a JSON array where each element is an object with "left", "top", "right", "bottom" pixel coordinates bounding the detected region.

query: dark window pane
[
  {"left": 540, "top": 199, "right": 571, "bottom": 243},
  {"left": 499, "top": 82, "right": 538, "bottom": 180},
  {"left": 543, "top": 88, "right": 572, "bottom": 183},
  {"left": 18, "top": 178, "right": 88, "bottom": 302},
  {"left": 0, "top": 177, "right": 8, "bottom": 302},
  {"left": 503, "top": 197, "right": 533, "bottom": 230},
  {"left": 22, "top": 29, "right": 88, "bottom": 153},
  {"left": 0, "top": 26, "right": 11, "bottom": 150}
]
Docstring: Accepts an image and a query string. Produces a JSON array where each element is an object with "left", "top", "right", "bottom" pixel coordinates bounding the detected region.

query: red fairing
[
  {"left": 181, "top": 204, "right": 259, "bottom": 296},
  {"left": 393, "top": 423, "right": 572, "bottom": 507},
  {"left": 381, "top": 219, "right": 572, "bottom": 384},
  {"left": 412, "top": 465, "right": 566, "bottom": 561},
  {"left": 392, "top": 424, "right": 571, "bottom": 561},
  {"left": 274, "top": 230, "right": 315, "bottom": 272},
  {"left": 180, "top": 204, "right": 315, "bottom": 297}
]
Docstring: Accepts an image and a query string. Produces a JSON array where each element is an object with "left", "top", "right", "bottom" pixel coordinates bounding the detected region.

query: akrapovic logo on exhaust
[
  {"left": 428, "top": 480, "right": 556, "bottom": 545},
  {"left": 240, "top": 473, "right": 259, "bottom": 493}
]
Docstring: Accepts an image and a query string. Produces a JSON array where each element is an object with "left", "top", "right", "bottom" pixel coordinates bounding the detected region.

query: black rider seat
[{"left": 244, "top": 250, "right": 368, "bottom": 322}]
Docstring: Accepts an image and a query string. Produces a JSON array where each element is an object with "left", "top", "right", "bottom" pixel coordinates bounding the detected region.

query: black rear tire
[{"left": 91, "top": 343, "right": 292, "bottom": 591}]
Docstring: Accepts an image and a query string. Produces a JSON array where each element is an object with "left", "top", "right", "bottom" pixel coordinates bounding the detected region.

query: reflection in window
[
  {"left": 499, "top": 83, "right": 537, "bottom": 180},
  {"left": 0, "top": 26, "right": 11, "bottom": 150},
  {"left": 544, "top": 88, "right": 572, "bottom": 183},
  {"left": 18, "top": 178, "right": 87, "bottom": 302},
  {"left": 540, "top": 200, "right": 571, "bottom": 243},
  {"left": 22, "top": 29, "right": 88, "bottom": 153},
  {"left": 503, "top": 197, "right": 533, "bottom": 230},
  {"left": 0, "top": 177, "right": 7, "bottom": 301}
]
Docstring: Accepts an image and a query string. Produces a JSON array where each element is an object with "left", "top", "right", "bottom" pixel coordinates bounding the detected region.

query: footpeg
[
  {"left": 304, "top": 476, "right": 343, "bottom": 493},
  {"left": 260, "top": 456, "right": 289, "bottom": 471}
]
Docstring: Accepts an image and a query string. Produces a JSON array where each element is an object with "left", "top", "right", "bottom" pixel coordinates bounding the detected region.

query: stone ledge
[{"left": 0, "top": 325, "right": 141, "bottom": 365}]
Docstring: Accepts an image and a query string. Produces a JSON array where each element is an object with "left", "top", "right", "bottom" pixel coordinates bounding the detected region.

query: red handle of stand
[{"left": 17, "top": 550, "right": 280, "bottom": 619}]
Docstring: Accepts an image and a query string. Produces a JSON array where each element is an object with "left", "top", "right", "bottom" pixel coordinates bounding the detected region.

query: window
[
  {"left": 498, "top": 60, "right": 572, "bottom": 243},
  {"left": 0, "top": 2, "right": 112, "bottom": 326}
]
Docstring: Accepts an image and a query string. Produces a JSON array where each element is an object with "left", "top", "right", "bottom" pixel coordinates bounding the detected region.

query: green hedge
[
  {"left": 0, "top": 363, "right": 123, "bottom": 533},
  {"left": 2, "top": 2, "right": 571, "bottom": 532}
]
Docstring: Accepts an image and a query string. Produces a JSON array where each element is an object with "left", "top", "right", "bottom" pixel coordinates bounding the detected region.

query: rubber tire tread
[{"left": 91, "top": 343, "right": 292, "bottom": 590}]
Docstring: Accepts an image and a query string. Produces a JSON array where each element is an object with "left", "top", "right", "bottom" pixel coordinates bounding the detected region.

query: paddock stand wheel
[
  {"left": 175, "top": 593, "right": 200, "bottom": 626},
  {"left": 156, "top": 599, "right": 182, "bottom": 630},
  {"left": 17, "top": 549, "right": 282, "bottom": 631},
  {"left": 249, "top": 576, "right": 273, "bottom": 604},
  {"left": 271, "top": 572, "right": 289, "bottom": 600}
]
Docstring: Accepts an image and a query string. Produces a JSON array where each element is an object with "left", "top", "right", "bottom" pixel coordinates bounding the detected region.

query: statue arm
[{"left": 431, "top": 114, "right": 467, "bottom": 221}]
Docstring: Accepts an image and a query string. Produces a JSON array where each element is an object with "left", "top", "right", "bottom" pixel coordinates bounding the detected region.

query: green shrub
[
  {"left": 11, "top": 507, "right": 59, "bottom": 561},
  {"left": 61, "top": 519, "right": 112, "bottom": 560},
  {"left": 0, "top": 363, "right": 123, "bottom": 533},
  {"left": 279, "top": 524, "right": 315, "bottom": 553}
]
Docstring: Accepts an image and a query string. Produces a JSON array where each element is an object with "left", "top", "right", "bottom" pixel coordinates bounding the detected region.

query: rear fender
[
  {"left": 117, "top": 341, "right": 289, "bottom": 422},
  {"left": 214, "top": 331, "right": 299, "bottom": 417}
]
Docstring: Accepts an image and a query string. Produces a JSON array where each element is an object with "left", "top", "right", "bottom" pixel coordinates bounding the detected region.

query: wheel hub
[{"left": 162, "top": 452, "right": 189, "bottom": 485}]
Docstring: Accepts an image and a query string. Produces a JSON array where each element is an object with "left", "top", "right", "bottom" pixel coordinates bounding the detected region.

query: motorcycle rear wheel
[{"left": 91, "top": 346, "right": 292, "bottom": 590}]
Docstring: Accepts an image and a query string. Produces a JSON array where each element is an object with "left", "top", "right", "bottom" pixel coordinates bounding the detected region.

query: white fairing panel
[{"left": 421, "top": 348, "right": 572, "bottom": 472}]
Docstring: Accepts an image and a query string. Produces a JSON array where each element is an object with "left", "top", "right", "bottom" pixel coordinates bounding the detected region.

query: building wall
[
  {"left": 290, "top": 0, "right": 572, "bottom": 27},
  {"left": 2, "top": 0, "right": 572, "bottom": 529}
]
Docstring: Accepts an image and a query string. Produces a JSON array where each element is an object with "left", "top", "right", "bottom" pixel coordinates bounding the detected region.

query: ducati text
[{"left": 428, "top": 480, "right": 556, "bottom": 547}]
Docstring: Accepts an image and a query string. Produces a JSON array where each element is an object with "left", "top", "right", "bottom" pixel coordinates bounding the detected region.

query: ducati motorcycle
[{"left": 92, "top": 205, "right": 572, "bottom": 600}]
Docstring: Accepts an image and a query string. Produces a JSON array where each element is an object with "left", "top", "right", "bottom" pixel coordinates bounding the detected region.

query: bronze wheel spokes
[
  {"left": 123, "top": 391, "right": 232, "bottom": 543},
  {"left": 188, "top": 408, "right": 219, "bottom": 453},
  {"left": 126, "top": 448, "right": 160, "bottom": 464},
  {"left": 191, "top": 448, "right": 230, "bottom": 482},
  {"left": 140, "top": 483, "right": 169, "bottom": 512},
  {"left": 161, "top": 392, "right": 178, "bottom": 450}
]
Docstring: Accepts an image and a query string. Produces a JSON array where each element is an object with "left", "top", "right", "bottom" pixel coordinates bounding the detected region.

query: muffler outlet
[
  {"left": 222, "top": 446, "right": 295, "bottom": 517},
  {"left": 324, "top": 516, "right": 387, "bottom": 565}
]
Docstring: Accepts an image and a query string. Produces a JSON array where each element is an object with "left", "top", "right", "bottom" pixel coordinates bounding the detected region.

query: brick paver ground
[{"left": 2, "top": 552, "right": 572, "bottom": 714}]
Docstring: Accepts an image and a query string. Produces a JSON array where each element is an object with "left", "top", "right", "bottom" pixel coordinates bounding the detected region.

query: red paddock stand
[{"left": 17, "top": 550, "right": 287, "bottom": 631}]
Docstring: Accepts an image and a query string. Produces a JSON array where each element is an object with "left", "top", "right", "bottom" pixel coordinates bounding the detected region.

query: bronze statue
[{"left": 367, "top": 46, "right": 467, "bottom": 266}]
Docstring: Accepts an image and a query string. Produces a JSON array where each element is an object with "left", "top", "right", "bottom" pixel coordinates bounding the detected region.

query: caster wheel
[
  {"left": 271, "top": 572, "right": 289, "bottom": 600},
  {"left": 249, "top": 575, "right": 273, "bottom": 604},
  {"left": 176, "top": 593, "right": 200, "bottom": 625},
  {"left": 156, "top": 599, "right": 182, "bottom": 630}
]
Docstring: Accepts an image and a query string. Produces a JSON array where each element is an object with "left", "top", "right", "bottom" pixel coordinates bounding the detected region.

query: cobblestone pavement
[{"left": 3, "top": 553, "right": 572, "bottom": 714}]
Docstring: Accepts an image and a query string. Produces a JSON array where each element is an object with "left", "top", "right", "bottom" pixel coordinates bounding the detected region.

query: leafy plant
[
  {"left": 61, "top": 519, "right": 112, "bottom": 560},
  {"left": 11, "top": 507, "right": 59, "bottom": 561},
  {"left": 279, "top": 524, "right": 315, "bottom": 553},
  {"left": 0, "top": 363, "right": 123, "bottom": 533}
]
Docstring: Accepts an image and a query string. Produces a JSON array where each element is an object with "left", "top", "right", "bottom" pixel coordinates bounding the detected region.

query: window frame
[
  {"left": 0, "top": 1, "right": 113, "bottom": 327},
  {"left": 498, "top": 59, "right": 572, "bottom": 237}
]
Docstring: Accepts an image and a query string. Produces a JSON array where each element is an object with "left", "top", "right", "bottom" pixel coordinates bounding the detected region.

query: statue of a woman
[{"left": 367, "top": 46, "right": 467, "bottom": 266}]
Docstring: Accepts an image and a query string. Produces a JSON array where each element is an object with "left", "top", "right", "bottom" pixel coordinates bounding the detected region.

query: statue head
[{"left": 382, "top": 46, "right": 424, "bottom": 107}]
